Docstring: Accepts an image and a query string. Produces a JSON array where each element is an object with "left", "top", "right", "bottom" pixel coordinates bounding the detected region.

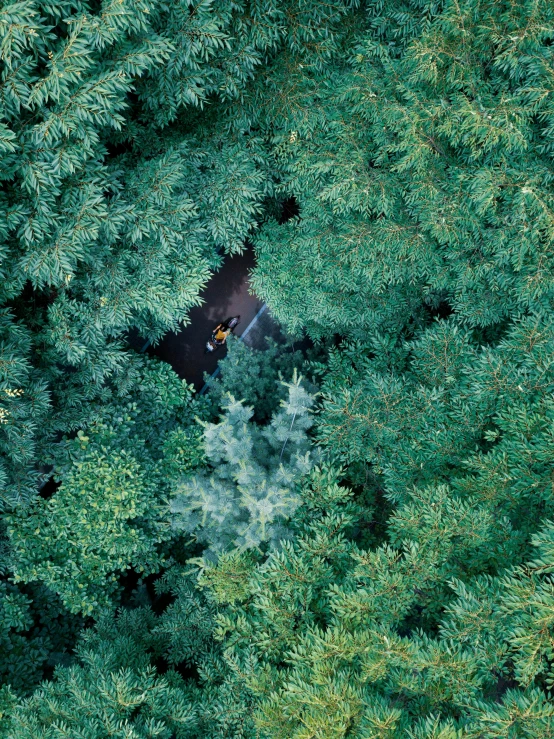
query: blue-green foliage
[
  {"left": 250, "top": 0, "right": 554, "bottom": 340},
  {"left": 171, "top": 372, "right": 317, "bottom": 555}
]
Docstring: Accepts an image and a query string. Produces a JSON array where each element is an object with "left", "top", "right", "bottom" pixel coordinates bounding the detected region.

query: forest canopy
[{"left": 2, "top": 0, "right": 554, "bottom": 737}]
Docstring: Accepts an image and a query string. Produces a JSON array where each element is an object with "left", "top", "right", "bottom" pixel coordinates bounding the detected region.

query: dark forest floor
[{"left": 129, "top": 246, "right": 280, "bottom": 389}]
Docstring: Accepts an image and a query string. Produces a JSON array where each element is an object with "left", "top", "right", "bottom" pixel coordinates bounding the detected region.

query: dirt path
[{"left": 143, "top": 247, "right": 265, "bottom": 389}]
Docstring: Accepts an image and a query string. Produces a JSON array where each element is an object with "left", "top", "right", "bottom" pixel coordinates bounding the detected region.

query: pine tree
[{"left": 202, "top": 466, "right": 554, "bottom": 738}]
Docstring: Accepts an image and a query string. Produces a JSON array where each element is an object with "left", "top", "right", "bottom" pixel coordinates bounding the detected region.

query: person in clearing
[{"left": 206, "top": 316, "right": 240, "bottom": 352}]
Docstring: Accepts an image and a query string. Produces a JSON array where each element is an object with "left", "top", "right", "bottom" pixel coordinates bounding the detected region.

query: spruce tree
[
  {"left": 171, "top": 372, "right": 317, "bottom": 555},
  {"left": 203, "top": 334, "right": 315, "bottom": 423}
]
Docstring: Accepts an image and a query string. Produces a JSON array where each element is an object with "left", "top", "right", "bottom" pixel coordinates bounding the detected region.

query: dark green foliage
[
  {"left": 0, "top": 309, "right": 50, "bottom": 506},
  {"left": 3, "top": 569, "right": 257, "bottom": 739},
  {"left": 0, "top": 580, "right": 82, "bottom": 695},
  {"left": 6, "top": 608, "right": 199, "bottom": 738},
  {"left": 204, "top": 334, "right": 318, "bottom": 422}
]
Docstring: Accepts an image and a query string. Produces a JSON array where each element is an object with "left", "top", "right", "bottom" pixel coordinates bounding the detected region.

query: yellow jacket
[{"left": 214, "top": 325, "right": 231, "bottom": 342}]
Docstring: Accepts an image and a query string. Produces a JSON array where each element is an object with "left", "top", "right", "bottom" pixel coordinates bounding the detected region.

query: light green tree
[{"left": 7, "top": 354, "right": 206, "bottom": 615}]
